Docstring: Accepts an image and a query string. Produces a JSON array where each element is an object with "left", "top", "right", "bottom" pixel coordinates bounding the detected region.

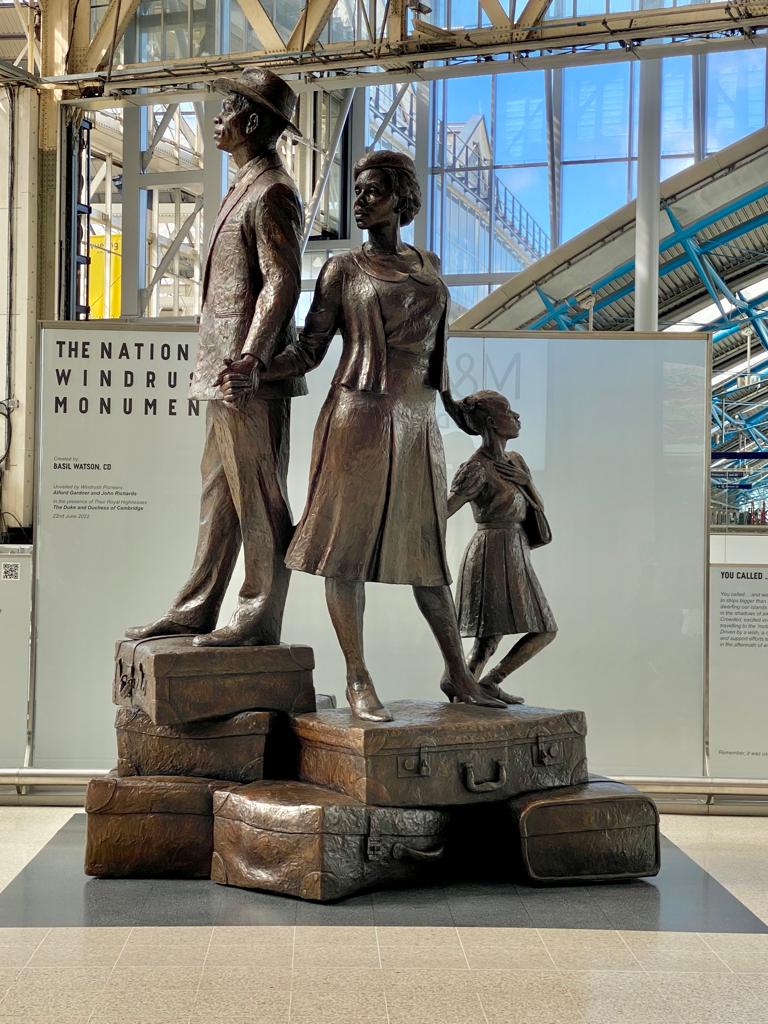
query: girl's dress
[{"left": 452, "top": 450, "right": 557, "bottom": 638}]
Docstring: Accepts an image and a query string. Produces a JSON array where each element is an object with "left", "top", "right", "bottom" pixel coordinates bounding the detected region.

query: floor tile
[
  {"left": 197, "top": 964, "right": 291, "bottom": 997},
  {"left": 462, "top": 945, "right": 555, "bottom": 970},
  {"left": 457, "top": 926, "right": 546, "bottom": 949},
  {"left": 291, "top": 967, "right": 385, "bottom": 991},
  {"left": 0, "top": 966, "right": 111, "bottom": 1018},
  {"left": 288, "top": 984, "right": 386, "bottom": 1023},
  {"left": 105, "top": 967, "right": 202, "bottom": 992},
  {"left": 376, "top": 926, "right": 461, "bottom": 947},
  {"left": 653, "top": 970, "right": 768, "bottom": 1024},
  {"left": 292, "top": 944, "right": 381, "bottom": 969},
  {"left": 379, "top": 944, "right": 469, "bottom": 969},
  {"left": 204, "top": 945, "right": 294, "bottom": 968},
  {"left": 292, "top": 924, "right": 376, "bottom": 947},
  {"left": 539, "top": 929, "right": 641, "bottom": 971},
  {"left": 210, "top": 925, "right": 294, "bottom": 945},
  {"left": 193, "top": 986, "right": 290, "bottom": 1019}
]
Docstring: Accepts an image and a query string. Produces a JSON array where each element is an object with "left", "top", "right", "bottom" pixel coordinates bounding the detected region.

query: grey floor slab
[{"left": 0, "top": 815, "right": 764, "bottom": 932}]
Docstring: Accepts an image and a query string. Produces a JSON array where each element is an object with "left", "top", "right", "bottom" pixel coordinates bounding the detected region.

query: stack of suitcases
[{"left": 85, "top": 638, "right": 660, "bottom": 899}]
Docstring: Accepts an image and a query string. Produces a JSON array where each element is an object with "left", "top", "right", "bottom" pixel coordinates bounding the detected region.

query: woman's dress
[
  {"left": 453, "top": 452, "right": 557, "bottom": 638},
  {"left": 285, "top": 247, "right": 451, "bottom": 587}
]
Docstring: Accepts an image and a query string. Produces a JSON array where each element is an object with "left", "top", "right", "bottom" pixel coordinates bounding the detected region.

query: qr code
[{"left": 1, "top": 562, "right": 20, "bottom": 581}]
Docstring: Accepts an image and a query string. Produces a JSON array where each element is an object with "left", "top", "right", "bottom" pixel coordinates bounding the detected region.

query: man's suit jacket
[{"left": 190, "top": 151, "right": 308, "bottom": 401}]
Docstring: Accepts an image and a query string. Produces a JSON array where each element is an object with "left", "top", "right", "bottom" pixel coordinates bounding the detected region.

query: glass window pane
[
  {"left": 272, "top": 0, "right": 302, "bottom": 39},
  {"left": 563, "top": 63, "right": 631, "bottom": 160},
  {"left": 494, "top": 166, "right": 550, "bottom": 262},
  {"left": 662, "top": 155, "right": 694, "bottom": 178},
  {"left": 329, "top": 0, "right": 356, "bottom": 41},
  {"left": 706, "top": 49, "right": 766, "bottom": 153},
  {"left": 561, "top": 161, "right": 629, "bottom": 240},
  {"left": 438, "top": 169, "right": 491, "bottom": 274},
  {"left": 449, "top": 0, "right": 480, "bottom": 27},
  {"left": 444, "top": 76, "right": 492, "bottom": 136},
  {"left": 495, "top": 71, "right": 547, "bottom": 165},
  {"left": 661, "top": 56, "right": 694, "bottom": 156},
  {"left": 576, "top": 0, "right": 607, "bottom": 15},
  {"left": 367, "top": 84, "right": 417, "bottom": 154},
  {"left": 449, "top": 284, "right": 489, "bottom": 321}
]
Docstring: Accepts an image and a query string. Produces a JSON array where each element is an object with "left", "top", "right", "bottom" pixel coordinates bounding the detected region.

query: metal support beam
[
  {"left": 634, "top": 58, "right": 661, "bottom": 332},
  {"left": 479, "top": 0, "right": 512, "bottom": 28},
  {"left": 513, "top": 0, "right": 553, "bottom": 37},
  {"left": 50, "top": 27, "right": 768, "bottom": 97},
  {"left": 142, "top": 103, "right": 179, "bottom": 171},
  {"left": 545, "top": 68, "right": 561, "bottom": 250},
  {"left": 367, "top": 82, "right": 410, "bottom": 151},
  {"left": 302, "top": 88, "right": 356, "bottom": 251},
  {"left": 238, "top": 0, "right": 286, "bottom": 50},
  {"left": 120, "top": 106, "right": 147, "bottom": 317},
  {"left": 287, "top": 0, "right": 340, "bottom": 49},
  {"left": 140, "top": 196, "right": 204, "bottom": 314}
]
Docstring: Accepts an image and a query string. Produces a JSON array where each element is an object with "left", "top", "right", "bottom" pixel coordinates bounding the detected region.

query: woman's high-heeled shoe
[
  {"left": 439, "top": 674, "right": 506, "bottom": 709},
  {"left": 478, "top": 669, "right": 524, "bottom": 705},
  {"left": 346, "top": 678, "right": 393, "bottom": 722}
]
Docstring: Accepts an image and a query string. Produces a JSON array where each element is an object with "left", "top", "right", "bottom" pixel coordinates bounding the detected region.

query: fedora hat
[{"left": 213, "top": 68, "right": 302, "bottom": 137}]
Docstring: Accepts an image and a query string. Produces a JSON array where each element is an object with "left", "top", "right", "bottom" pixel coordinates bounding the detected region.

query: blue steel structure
[{"left": 520, "top": 184, "right": 768, "bottom": 514}]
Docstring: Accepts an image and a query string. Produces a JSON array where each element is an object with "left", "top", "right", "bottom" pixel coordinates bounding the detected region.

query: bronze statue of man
[{"left": 127, "top": 69, "right": 306, "bottom": 647}]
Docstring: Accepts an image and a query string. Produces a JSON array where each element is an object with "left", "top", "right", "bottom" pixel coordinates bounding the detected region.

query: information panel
[
  {"left": 0, "top": 545, "right": 32, "bottom": 767},
  {"left": 35, "top": 324, "right": 205, "bottom": 767},
  {"left": 709, "top": 563, "right": 768, "bottom": 778}
]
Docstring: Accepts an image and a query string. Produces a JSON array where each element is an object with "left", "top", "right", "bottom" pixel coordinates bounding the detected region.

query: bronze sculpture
[
  {"left": 265, "top": 150, "right": 504, "bottom": 721},
  {"left": 126, "top": 70, "right": 306, "bottom": 648},
  {"left": 447, "top": 391, "right": 557, "bottom": 704}
]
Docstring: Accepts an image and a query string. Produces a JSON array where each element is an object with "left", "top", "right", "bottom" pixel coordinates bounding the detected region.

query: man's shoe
[
  {"left": 192, "top": 624, "right": 275, "bottom": 647},
  {"left": 125, "top": 617, "right": 201, "bottom": 641}
]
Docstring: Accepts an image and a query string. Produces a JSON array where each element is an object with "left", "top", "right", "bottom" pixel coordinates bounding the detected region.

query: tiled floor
[{"left": 0, "top": 810, "right": 767, "bottom": 1023}]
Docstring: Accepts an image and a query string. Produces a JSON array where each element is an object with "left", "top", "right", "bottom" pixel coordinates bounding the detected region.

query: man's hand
[{"left": 214, "top": 354, "right": 261, "bottom": 410}]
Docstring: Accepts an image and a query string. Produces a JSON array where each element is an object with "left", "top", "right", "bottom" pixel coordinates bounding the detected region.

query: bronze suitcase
[
  {"left": 211, "top": 780, "right": 448, "bottom": 901},
  {"left": 115, "top": 707, "right": 273, "bottom": 783},
  {"left": 292, "top": 700, "right": 588, "bottom": 807},
  {"left": 85, "top": 772, "right": 236, "bottom": 878},
  {"left": 509, "top": 778, "right": 660, "bottom": 884},
  {"left": 114, "top": 636, "right": 316, "bottom": 724}
]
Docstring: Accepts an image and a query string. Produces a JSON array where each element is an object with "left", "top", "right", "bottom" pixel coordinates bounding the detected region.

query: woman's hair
[
  {"left": 458, "top": 389, "right": 509, "bottom": 436},
  {"left": 353, "top": 149, "right": 422, "bottom": 226}
]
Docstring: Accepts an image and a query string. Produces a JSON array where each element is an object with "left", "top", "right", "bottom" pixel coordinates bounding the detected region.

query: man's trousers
[{"left": 168, "top": 397, "right": 293, "bottom": 644}]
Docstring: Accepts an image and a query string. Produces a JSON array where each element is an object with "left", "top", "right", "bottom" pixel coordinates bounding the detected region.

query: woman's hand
[
  {"left": 440, "top": 389, "right": 472, "bottom": 434},
  {"left": 214, "top": 353, "right": 260, "bottom": 410}
]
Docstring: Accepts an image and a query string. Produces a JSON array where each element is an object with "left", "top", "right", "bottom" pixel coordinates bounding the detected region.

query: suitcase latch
[
  {"left": 397, "top": 749, "right": 432, "bottom": 778},
  {"left": 534, "top": 738, "right": 563, "bottom": 767}
]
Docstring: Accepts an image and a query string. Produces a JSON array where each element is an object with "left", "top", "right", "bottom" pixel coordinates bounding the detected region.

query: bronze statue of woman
[
  {"left": 447, "top": 390, "right": 558, "bottom": 705},
  {"left": 265, "top": 150, "right": 505, "bottom": 721}
]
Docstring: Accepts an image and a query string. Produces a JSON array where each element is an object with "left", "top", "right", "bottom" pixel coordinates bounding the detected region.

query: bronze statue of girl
[{"left": 446, "top": 390, "right": 558, "bottom": 704}]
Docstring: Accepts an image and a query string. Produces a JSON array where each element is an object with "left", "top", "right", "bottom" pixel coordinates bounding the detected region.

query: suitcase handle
[
  {"left": 462, "top": 760, "right": 508, "bottom": 793},
  {"left": 392, "top": 842, "right": 445, "bottom": 863}
]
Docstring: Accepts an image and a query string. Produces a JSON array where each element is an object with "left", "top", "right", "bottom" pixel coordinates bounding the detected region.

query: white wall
[
  {"left": 29, "top": 327, "right": 709, "bottom": 779},
  {"left": 710, "top": 533, "right": 768, "bottom": 565}
]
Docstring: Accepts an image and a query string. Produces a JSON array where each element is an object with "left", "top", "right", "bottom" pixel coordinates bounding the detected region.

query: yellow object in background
[{"left": 89, "top": 234, "right": 122, "bottom": 318}]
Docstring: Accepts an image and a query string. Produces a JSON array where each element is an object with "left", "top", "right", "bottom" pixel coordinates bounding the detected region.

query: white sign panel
[
  {"left": 35, "top": 324, "right": 205, "bottom": 767},
  {"left": 709, "top": 563, "right": 768, "bottom": 778},
  {"left": 0, "top": 545, "right": 32, "bottom": 767}
]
